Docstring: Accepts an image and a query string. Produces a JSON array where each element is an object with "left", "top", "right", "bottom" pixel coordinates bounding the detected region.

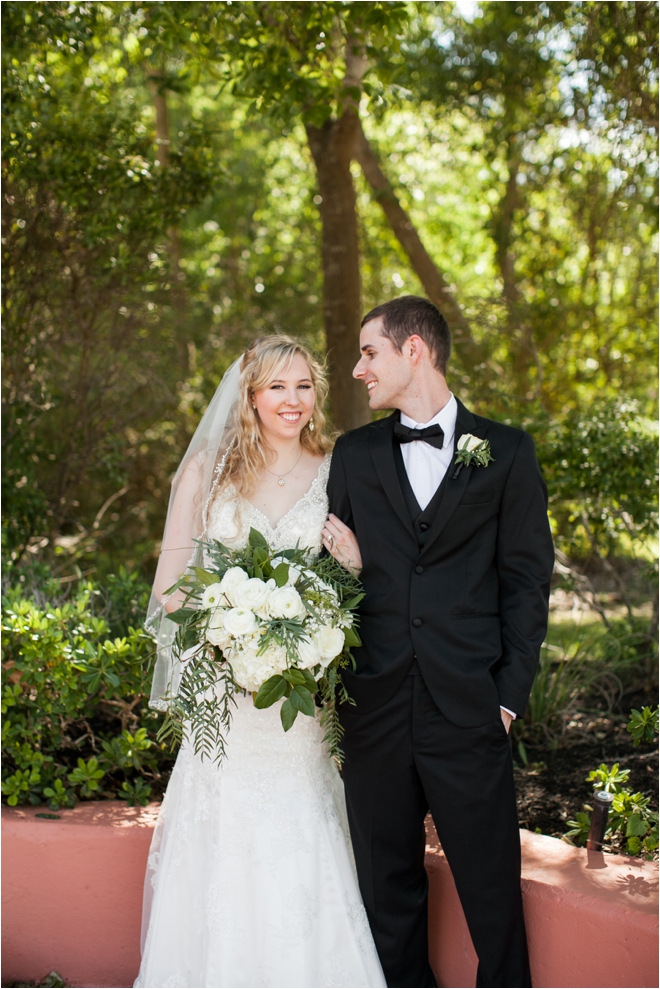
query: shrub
[{"left": 1, "top": 565, "right": 174, "bottom": 809}]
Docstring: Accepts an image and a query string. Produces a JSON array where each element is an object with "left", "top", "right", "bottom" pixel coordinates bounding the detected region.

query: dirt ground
[{"left": 514, "top": 709, "right": 658, "bottom": 848}]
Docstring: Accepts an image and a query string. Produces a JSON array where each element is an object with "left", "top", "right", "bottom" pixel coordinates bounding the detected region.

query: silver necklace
[{"left": 266, "top": 449, "right": 304, "bottom": 487}]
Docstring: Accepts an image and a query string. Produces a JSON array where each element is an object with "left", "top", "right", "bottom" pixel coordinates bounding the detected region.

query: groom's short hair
[{"left": 361, "top": 296, "right": 451, "bottom": 375}]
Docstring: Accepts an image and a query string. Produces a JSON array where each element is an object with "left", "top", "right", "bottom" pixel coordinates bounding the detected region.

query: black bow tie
[{"left": 393, "top": 421, "right": 445, "bottom": 450}]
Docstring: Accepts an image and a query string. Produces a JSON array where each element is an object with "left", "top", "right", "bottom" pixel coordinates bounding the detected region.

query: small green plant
[
  {"left": 565, "top": 706, "right": 659, "bottom": 857},
  {"left": 101, "top": 728, "right": 153, "bottom": 771},
  {"left": 118, "top": 777, "right": 153, "bottom": 807},
  {"left": 1, "top": 767, "right": 43, "bottom": 807},
  {"left": 627, "top": 706, "right": 659, "bottom": 747},
  {"left": 586, "top": 763, "right": 631, "bottom": 794},
  {"left": 565, "top": 811, "right": 592, "bottom": 846},
  {"left": 67, "top": 757, "right": 105, "bottom": 798},
  {"left": 609, "top": 791, "right": 659, "bottom": 856},
  {"left": 42, "top": 779, "right": 76, "bottom": 811}
]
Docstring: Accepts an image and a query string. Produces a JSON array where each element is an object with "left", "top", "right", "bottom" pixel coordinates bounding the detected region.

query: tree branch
[{"left": 353, "top": 120, "right": 487, "bottom": 367}]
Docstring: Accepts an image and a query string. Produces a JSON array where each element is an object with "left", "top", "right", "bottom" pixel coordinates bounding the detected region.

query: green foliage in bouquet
[{"left": 158, "top": 529, "right": 363, "bottom": 765}]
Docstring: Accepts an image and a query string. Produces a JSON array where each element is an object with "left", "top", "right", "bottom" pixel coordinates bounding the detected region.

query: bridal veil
[{"left": 146, "top": 356, "right": 242, "bottom": 709}]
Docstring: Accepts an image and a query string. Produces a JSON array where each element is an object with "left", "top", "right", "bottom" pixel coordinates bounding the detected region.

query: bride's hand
[{"left": 322, "top": 514, "right": 362, "bottom": 573}]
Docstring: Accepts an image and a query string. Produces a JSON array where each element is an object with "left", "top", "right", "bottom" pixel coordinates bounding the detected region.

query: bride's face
[{"left": 252, "top": 353, "right": 315, "bottom": 443}]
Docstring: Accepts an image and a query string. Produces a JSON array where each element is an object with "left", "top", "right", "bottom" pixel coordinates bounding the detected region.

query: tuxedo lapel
[
  {"left": 368, "top": 415, "right": 416, "bottom": 539},
  {"left": 419, "top": 400, "right": 485, "bottom": 560}
]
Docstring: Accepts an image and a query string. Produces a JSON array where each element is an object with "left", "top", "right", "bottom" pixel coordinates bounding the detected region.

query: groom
[{"left": 327, "top": 296, "right": 554, "bottom": 988}]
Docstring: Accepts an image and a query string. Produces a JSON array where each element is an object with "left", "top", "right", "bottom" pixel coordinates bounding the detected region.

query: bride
[{"left": 135, "top": 335, "right": 386, "bottom": 989}]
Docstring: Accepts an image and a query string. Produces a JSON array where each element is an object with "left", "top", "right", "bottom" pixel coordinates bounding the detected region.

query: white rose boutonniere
[{"left": 453, "top": 433, "right": 494, "bottom": 478}]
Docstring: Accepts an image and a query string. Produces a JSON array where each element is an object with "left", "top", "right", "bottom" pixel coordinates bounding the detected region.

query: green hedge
[{"left": 1, "top": 565, "right": 174, "bottom": 809}]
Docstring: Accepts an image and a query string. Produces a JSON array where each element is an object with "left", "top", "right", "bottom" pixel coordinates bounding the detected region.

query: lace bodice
[{"left": 206, "top": 454, "right": 331, "bottom": 555}]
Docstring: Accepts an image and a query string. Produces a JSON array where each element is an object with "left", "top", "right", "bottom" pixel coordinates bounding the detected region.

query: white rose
[
  {"left": 200, "top": 582, "right": 223, "bottom": 610},
  {"left": 233, "top": 577, "right": 272, "bottom": 615},
  {"left": 267, "top": 586, "right": 306, "bottom": 620},
  {"left": 312, "top": 625, "right": 345, "bottom": 665},
  {"left": 297, "top": 636, "right": 321, "bottom": 670},
  {"left": 219, "top": 567, "right": 249, "bottom": 606},
  {"left": 458, "top": 433, "right": 482, "bottom": 453},
  {"left": 223, "top": 607, "right": 259, "bottom": 637},
  {"left": 206, "top": 608, "right": 232, "bottom": 650}
]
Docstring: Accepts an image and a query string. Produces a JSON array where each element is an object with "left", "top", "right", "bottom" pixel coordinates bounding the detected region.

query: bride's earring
[{"left": 308, "top": 418, "right": 314, "bottom": 432}]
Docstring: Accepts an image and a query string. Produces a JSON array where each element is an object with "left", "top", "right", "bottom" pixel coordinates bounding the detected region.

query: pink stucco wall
[
  {"left": 425, "top": 819, "right": 659, "bottom": 989},
  {"left": 2, "top": 802, "right": 658, "bottom": 989}
]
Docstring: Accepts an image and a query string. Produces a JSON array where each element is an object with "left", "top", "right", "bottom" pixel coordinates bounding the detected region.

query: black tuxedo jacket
[{"left": 328, "top": 400, "right": 555, "bottom": 725}]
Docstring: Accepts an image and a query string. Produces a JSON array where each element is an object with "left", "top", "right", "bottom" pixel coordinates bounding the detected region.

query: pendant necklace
[{"left": 267, "top": 449, "right": 304, "bottom": 487}]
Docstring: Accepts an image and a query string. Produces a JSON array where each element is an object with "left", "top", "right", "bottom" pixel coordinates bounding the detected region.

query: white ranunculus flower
[
  {"left": 233, "top": 577, "right": 272, "bottom": 614},
  {"left": 219, "top": 566, "right": 249, "bottom": 606},
  {"left": 206, "top": 608, "right": 232, "bottom": 650},
  {"left": 267, "top": 585, "right": 306, "bottom": 620},
  {"left": 297, "top": 636, "right": 321, "bottom": 670},
  {"left": 223, "top": 607, "right": 259, "bottom": 638},
  {"left": 312, "top": 625, "right": 345, "bottom": 665},
  {"left": 458, "top": 433, "right": 482, "bottom": 453},
  {"left": 200, "top": 582, "right": 223, "bottom": 610}
]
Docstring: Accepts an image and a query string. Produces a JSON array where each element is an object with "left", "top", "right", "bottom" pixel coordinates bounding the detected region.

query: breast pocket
[{"left": 459, "top": 492, "right": 493, "bottom": 506}]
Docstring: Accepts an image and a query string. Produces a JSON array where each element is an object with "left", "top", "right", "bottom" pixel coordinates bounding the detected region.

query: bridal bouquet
[{"left": 157, "top": 529, "right": 363, "bottom": 764}]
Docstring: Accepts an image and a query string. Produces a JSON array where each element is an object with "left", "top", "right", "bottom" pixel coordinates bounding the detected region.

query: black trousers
[{"left": 340, "top": 672, "right": 531, "bottom": 989}]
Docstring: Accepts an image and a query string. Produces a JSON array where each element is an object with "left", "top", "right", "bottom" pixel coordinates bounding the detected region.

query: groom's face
[{"left": 353, "top": 318, "right": 414, "bottom": 411}]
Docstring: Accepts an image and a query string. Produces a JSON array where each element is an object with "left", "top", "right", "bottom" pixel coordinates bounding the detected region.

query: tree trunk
[
  {"left": 353, "top": 120, "right": 487, "bottom": 370},
  {"left": 306, "top": 110, "right": 370, "bottom": 431},
  {"left": 147, "top": 69, "right": 180, "bottom": 268}
]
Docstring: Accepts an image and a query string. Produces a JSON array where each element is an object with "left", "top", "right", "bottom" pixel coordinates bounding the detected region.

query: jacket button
[
  {"left": 419, "top": 522, "right": 429, "bottom": 531},
  {"left": 415, "top": 565, "right": 424, "bottom": 574},
  {"left": 412, "top": 618, "right": 422, "bottom": 628}
]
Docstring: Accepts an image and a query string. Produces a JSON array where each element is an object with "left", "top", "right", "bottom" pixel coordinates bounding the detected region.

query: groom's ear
[{"left": 407, "top": 334, "right": 429, "bottom": 364}]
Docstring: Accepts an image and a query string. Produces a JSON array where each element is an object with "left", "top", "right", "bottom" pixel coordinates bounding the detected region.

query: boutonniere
[{"left": 452, "top": 434, "right": 494, "bottom": 479}]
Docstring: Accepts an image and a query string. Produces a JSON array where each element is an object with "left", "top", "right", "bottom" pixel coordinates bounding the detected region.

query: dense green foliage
[
  {"left": 3, "top": 0, "right": 656, "bottom": 572},
  {"left": 2, "top": 566, "right": 173, "bottom": 809}
]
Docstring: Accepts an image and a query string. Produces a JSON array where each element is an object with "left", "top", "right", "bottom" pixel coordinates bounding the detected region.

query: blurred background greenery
[{"left": 2, "top": 2, "right": 657, "bottom": 824}]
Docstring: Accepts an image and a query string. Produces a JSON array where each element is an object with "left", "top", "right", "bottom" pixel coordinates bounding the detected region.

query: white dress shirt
[
  {"left": 399, "top": 395, "right": 458, "bottom": 510},
  {"left": 399, "top": 396, "right": 516, "bottom": 721}
]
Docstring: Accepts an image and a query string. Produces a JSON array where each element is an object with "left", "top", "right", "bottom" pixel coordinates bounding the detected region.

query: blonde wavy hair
[{"left": 219, "top": 335, "right": 333, "bottom": 496}]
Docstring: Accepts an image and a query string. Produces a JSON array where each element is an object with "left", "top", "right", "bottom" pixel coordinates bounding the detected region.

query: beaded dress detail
[{"left": 134, "top": 456, "right": 385, "bottom": 989}]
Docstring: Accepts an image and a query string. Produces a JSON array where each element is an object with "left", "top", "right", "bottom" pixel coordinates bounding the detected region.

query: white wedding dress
[{"left": 135, "top": 457, "right": 386, "bottom": 989}]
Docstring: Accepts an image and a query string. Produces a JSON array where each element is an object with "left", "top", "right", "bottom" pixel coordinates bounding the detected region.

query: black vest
[
  {"left": 392, "top": 440, "right": 451, "bottom": 547},
  {"left": 393, "top": 440, "right": 452, "bottom": 676}
]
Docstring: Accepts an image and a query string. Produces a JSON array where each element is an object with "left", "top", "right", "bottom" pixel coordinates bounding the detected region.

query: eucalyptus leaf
[
  {"left": 280, "top": 697, "right": 298, "bottom": 732},
  {"left": 192, "top": 567, "right": 222, "bottom": 587},
  {"left": 343, "top": 626, "right": 362, "bottom": 648},
  {"left": 249, "top": 528, "right": 269, "bottom": 551},
  {"left": 272, "top": 562, "right": 290, "bottom": 587},
  {"left": 167, "top": 607, "right": 198, "bottom": 625},
  {"left": 254, "top": 675, "right": 288, "bottom": 709},
  {"left": 300, "top": 668, "right": 318, "bottom": 691},
  {"left": 290, "top": 685, "right": 315, "bottom": 717},
  {"left": 282, "top": 668, "right": 306, "bottom": 686},
  {"left": 253, "top": 547, "right": 269, "bottom": 568}
]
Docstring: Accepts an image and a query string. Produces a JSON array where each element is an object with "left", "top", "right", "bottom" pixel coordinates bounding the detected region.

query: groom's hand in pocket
[{"left": 500, "top": 708, "right": 513, "bottom": 734}]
